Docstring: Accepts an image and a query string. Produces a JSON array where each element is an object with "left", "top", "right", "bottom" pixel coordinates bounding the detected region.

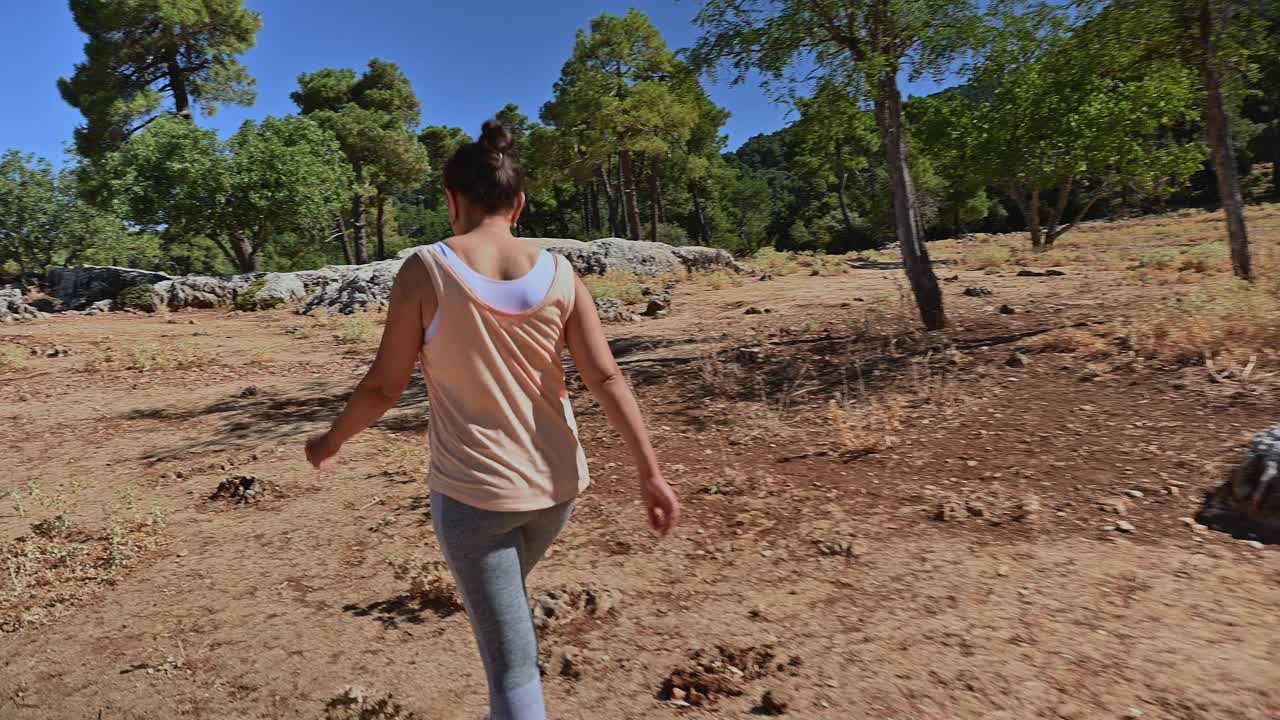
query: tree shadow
[
  {"left": 341, "top": 593, "right": 461, "bottom": 629},
  {"left": 132, "top": 376, "right": 430, "bottom": 462}
]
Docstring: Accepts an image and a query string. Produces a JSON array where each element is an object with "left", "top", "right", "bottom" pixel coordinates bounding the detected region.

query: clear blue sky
[{"left": 1, "top": 1, "right": 954, "bottom": 165}]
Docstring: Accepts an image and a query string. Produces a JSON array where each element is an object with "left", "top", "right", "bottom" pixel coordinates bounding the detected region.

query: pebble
[
  {"left": 1244, "top": 540, "right": 1264, "bottom": 550},
  {"left": 1125, "top": 490, "right": 1144, "bottom": 498},
  {"left": 1006, "top": 352, "right": 1030, "bottom": 369},
  {"left": 758, "top": 689, "right": 791, "bottom": 715},
  {"left": 1115, "top": 521, "right": 1135, "bottom": 533},
  {"left": 744, "top": 306, "right": 773, "bottom": 315},
  {"left": 1123, "top": 709, "right": 1143, "bottom": 719}
]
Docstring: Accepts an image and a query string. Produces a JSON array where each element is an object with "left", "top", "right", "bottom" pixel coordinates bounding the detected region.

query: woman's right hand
[{"left": 641, "top": 476, "right": 681, "bottom": 537}]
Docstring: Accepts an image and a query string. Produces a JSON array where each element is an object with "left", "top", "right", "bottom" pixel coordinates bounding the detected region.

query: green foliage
[
  {"left": 115, "top": 283, "right": 157, "bottom": 312},
  {"left": 294, "top": 59, "right": 429, "bottom": 262},
  {"left": 234, "top": 277, "right": 268, "bottom": 311},
  {"left": 102, "top": 115, "right": 351, "bottom": 272},
  {"left": 58, "top": 0, "right": 261, "bottom": 160},
  {"left": 653, "top": 222, "right": 690, "bottom": 246},
  {"left": 0, "top": 150, "right": 133, "bottom": 273}
]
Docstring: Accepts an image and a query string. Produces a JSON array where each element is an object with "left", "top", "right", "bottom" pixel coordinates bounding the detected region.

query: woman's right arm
[{"left": 564, "top": 276, "right": 681, "bottom": 537}]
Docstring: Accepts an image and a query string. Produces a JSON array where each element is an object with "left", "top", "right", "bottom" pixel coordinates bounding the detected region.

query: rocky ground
[{"left": 1, "top": 207, "right": 1279, "bottom": 720}]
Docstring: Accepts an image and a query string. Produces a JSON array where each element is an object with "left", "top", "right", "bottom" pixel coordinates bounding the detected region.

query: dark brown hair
[{"left": 443, "top": 119, "right": 524, "bottom": 213}]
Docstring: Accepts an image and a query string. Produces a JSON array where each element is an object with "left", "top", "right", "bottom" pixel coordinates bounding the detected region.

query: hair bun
[{"left": 479, "top": 119, "right": 515, "bottom": 155}]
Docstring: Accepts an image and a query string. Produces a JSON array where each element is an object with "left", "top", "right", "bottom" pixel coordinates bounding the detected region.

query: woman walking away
[{"left": 306, "top": 119, "right": 681, "bottom": 720}]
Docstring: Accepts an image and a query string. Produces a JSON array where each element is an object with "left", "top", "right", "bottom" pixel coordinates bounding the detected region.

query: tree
[
  {"left": 543, "top": 10, "right": 699, "bottom": 241},
  {"left": 693, "top": 0, "right": 985, "bottom": 330},
  {"left": 1089, "top": 0, "right": 1262, "bottom": 280},
  {"left": 916, "top": 8, "right": 1207, "bottom": 247},
  {"left": 293, "top": 59, "right": 427, "bottom": 263},
  {"left": 103, "top": 115, "right": 352, "bottom": 272},
  {"left": 0, "top": 150, "right": 131, "bottom": 274},
  {"left": 58, "top": 0, "right": 261, "bottom": 161}
]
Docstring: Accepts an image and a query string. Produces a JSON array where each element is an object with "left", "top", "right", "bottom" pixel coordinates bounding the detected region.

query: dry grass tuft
[
  {"left": 1021, "top": 328, "right": 1119, "bottom": 358},
  {"left": 387, "top": 556, "right": 463, "bottom": 612},
  {"left": 0, "top": 343, "right": 27, "bottom": 371},
  {"left": 582, "top": 271, "right": 648, "bottom": 303},
  {"left": 82, "top": 342, "right": 205, "bottom": 372},
  {"left": 337, "top": 313, "right": 378, "bottom": 345},
  {"left": 1130, "top": 278, "right": 1280, "bottom": 364},
  {"left": 828, "top": 395, "right": 905, "bottom": 456}
]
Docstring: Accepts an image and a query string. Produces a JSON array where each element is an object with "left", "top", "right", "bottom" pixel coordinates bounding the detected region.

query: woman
[{"left": 306, "top": 119, "right": 681, "bottom": 720}]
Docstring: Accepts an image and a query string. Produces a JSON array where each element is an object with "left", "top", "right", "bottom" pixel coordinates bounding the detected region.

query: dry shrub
[
  {"left": 963, "top": 245, "right": 1013, "bottom": 271},
  {"left": 702, "top": 269, "right": 742, "bottom": 290},
  {"left": 337, "top": 313, "right": 377, "bottom": 344},
  {"left": 1132, "top": 278, "right": 1280, "bottom": 363},
  {"left": 582, "top": 271, "right": 648, "bottom": 303},
  {"left": 1021, "top": 328, "right": 1118, "bottom": 358},
  {"left": 0, "top": 344, "right": 26, "bottom": 371},
  {"left": 2, "top": 512, "right": 165, "bottom": 632},
  {"left": 828, "top": 396, "right": 904, "bottom": 456},
  {"left": 750, "top": 247, "right": 800, "bottom": 275},
  {"left": 83, "top": 342, "right": 204, "bottom": 372}
]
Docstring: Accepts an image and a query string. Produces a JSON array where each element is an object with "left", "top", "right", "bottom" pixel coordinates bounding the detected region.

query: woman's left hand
[{"left": 305, "top": 433, "right": 340, "bottom": 471}]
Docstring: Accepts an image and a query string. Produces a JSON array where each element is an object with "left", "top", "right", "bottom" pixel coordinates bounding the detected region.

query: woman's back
[{"left": 416, "top": 234, "right": 589, "bottom": 513}]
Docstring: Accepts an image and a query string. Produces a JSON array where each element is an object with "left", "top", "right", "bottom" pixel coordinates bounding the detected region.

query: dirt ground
[{"left": 2, "top": 205, "right": 1279, "bottom": 720}]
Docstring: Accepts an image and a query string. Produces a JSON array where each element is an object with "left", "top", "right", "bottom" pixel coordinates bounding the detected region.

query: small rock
[
  {"left": 1244, "top": 540, "right": 1264, "bottom": 550},
  {"left": 1045, "top": 269, "right": 1067, "bottom": 276},
  {"left": 239, "top": 386, "right": 259, "bottom": 398},
  {"left": 1125, "top": 490, "right": 1144, "bottom": 498},
  {"left": 1006, "top": 352, "right": 1030, "bottom": 368},
  {"left": 642, "top": 295, "right": 670, "bottom": 317},
  {"left": 1115, "top": 520, "right": 1135, "bottom": 533},
  {"left": 999, "top": 304, "right": 1017, "bottom": 315},
  {"left": 1016, "top": 269, "right": 1049, "bottom": 277},
  {"left": 1099, "top": 498, "right": 1130, "bottom": 515},
  {"left": 16, "top": 392, "right": 30, "bottom": 402},
  {"left": 996, "top": 565, "right": 1009, "bottom": 576},
  {"left": 1123, "top": 709, "right": 1143, "bottom": 719},
  {"left": 963, "top": 287, "right": 994, "bottom": 297},
  {"left": 757, "top": 689, "right": 791, "bottom": 715},
  {"left": 744, "top": 306, "right": 772, "bottom": 315},
  {"left": 759, "top": 273, "right": 774, "bottom": 282},
  {"left": 809, "top": 268, "right": 822, "bottom": 276},
  {"left": 547, "top": 646, "right": 582, "bottom": 679},
  {"left": 670, "top": 687, "right": 687, "bottom": 702},
  {"left": 736, "top": 347, "right": 765, "bottom": 363}
]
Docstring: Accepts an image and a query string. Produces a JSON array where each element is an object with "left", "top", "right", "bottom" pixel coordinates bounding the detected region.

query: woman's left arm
[{"left": 306, "top": 253, "right": 434, "bottom": 470}]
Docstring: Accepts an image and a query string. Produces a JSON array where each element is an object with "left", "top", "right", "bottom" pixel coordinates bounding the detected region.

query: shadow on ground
[
  {"left": 131, "top": 377, "right": 430, "bottom": 462},
  {"left": 342, "top": 593, "right": 461, "bottom": 629}
]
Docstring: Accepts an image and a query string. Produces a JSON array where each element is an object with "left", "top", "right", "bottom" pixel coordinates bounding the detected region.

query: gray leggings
[{"left": 431, "top": 491, "right": 574, "bottom": 720}]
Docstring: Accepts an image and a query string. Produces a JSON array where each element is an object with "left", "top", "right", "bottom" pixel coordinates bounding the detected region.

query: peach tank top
[{"left": 416, "top": 243, "right": 590, "bottom": 511}]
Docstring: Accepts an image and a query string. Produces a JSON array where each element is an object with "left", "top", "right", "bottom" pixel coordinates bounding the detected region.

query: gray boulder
[
  {"left": 672, "top": 246, "right": 747, "bottom": 274},
  {"left": 154, "top": 275, "right": 248, "bottom": 310},
  {"left": 47, "top": 265, "right": 172, "bottom": 310},
  {"left": 297, "top": 259, "right": 401, "bottom": 315},
  {"left": 0, "top": 286, "right": 44, "bottom": 323},
  {"left": 594, "top": 297, "right": 638, "bottom": 323},
  {"left": 255, "top": 273, "right": 307, "bottom": 305}
]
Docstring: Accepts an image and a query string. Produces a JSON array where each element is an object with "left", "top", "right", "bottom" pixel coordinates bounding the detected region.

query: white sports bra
[{"left": 425, "top": 243, "right": 557, "bottom": 342}]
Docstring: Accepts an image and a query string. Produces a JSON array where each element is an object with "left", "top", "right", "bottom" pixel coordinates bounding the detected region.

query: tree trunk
[
  {"left": 598, "top": 165, "right": 619, "bottom": 237},
  {"left": 1027, "top": 188, "right": 1043, "bottom": 248},
  {"left": 649, "top": 161, "right": 660, "bottom": 244},
  {"left": 335, "top": 215, "right": 353, "bottom": 264},
  {"left": 873, "top": 72, "right": 946, "bottom": 331},
  {"left": 837, "top": 169, "right": 856, "bottom": 236},
  {"left": 655, "top": 169, "right": 666, "bottom": 225},
  {"left": 1198, "top": 0, "right": 1253, "bottom": 280},
  {"left": 691, "top": 181, "right": 710, "bottom": 244},
  {"left": 230, "top": 231, "right": 259, "bottom": 273},
  {"left": 375, "top": 193, "right": 387, "bottom": 261},
  {"left": 1045, "top": 177, "right": 1073, "bottom": 246},
  {"left": 593, "top": 176, "right": 604, "bottom": 228},
  {"left": 167, "top": 55, "right": 193, "bottom": 122},
  {"left": 620, "top": 150, "right": 642, "bottom": 242},
  {"left": 1272, "top": 120, "right": 1280, "bottom": 193},
  {"left": 351, "top": 171, "right": 370, "bottom": 265}
]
